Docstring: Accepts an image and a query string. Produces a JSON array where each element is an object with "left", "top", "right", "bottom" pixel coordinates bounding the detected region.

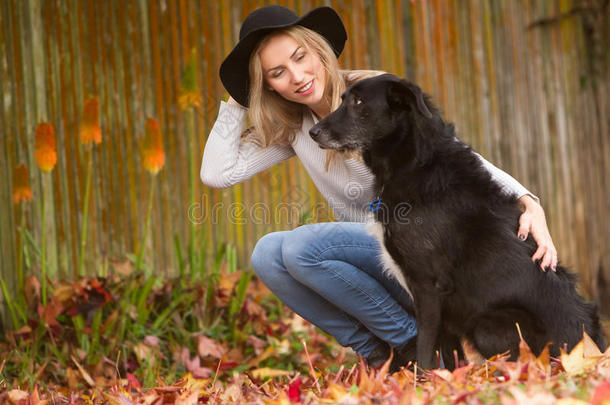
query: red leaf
[
  {"left": 591, "top": 380, "right": 610, "bottom": 405},
  {"left": 287, "top": 378, "right": 302, "bottom": 403},
  {"left": 219, "top": 362, "right": 239, "bottom": 371},
  {"left": 126, "top": 372, "right": 142, "bottom": 391}
]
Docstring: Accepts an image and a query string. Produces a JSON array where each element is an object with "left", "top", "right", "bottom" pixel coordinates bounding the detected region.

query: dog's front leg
[{"left": 413, "top": 292, "right": 443, "bottom": 370}]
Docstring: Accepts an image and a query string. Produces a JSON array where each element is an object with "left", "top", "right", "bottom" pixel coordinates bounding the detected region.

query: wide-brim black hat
[{"left": 219, "top": 5, "right": 347, "bottom": 107}]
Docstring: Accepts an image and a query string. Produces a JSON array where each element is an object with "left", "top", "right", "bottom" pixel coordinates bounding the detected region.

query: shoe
[
  {"left": 365, "top": 342, "right": 391, "bottom": 369},
  {"left": 389, "top": 337, "right": 417, "bottom": 373}
]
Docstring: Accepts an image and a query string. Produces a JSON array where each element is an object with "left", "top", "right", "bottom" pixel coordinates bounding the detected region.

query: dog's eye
[{"left": 353, "top": 96, "right": 362, "bottom": 105}]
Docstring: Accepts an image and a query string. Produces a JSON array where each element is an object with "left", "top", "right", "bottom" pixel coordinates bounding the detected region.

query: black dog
[{"left": 309, "top": 73, "right": 607, "bottom": 370}]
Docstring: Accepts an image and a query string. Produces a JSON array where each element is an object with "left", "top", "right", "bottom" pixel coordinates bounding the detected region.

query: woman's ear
[{"left": 262, "top": 78, "right": 273, "bottom": 92}]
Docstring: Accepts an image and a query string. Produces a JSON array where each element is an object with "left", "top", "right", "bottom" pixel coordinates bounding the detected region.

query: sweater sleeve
[
  {"left": 474, "top": 152, "right": 540, "bottom": 204},
  {"left": 200, "top": 101, "right": 296, "bottom": 189}
]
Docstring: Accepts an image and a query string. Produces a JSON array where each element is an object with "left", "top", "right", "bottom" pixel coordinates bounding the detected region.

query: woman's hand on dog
[{"left": 517, "top": 195, "right": 558, "bottom": 272}]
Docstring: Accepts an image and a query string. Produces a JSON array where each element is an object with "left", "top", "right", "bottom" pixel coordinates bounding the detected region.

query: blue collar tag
[{"left": 368, "top": 198, "right": 382, "bottom": 213}]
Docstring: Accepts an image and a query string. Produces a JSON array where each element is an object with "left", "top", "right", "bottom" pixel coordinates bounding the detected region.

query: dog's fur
[{"left": 309, "top": 73, "right": 607, "bottom": 370}]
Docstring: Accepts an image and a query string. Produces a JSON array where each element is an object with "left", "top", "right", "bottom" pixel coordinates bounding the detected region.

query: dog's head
[{"left": 309, "top": 73, "right": 435, "bottom": 153}]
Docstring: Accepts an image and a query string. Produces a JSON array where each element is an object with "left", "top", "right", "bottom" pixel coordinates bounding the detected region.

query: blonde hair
[{"left": 242, "top": 25, "right": 385, "bottom": 171}]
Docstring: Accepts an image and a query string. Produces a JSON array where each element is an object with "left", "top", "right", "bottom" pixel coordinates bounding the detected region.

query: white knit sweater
[{"left": 200, "top": 100, "right": 538, "bottom": 223}]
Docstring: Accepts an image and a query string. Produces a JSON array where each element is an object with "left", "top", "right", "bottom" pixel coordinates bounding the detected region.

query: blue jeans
[{"left": 250, "top": 222, "right": 418, "bottom": 358}]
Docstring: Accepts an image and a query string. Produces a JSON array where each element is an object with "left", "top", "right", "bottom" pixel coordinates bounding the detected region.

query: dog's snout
[{"left": 309, "top": 125, "right": 321, "bottom": 139}]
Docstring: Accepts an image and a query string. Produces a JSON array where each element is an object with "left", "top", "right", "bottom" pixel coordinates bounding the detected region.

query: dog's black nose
[{"left": 309, "top": 125, "right": 321, "bottom": 139}]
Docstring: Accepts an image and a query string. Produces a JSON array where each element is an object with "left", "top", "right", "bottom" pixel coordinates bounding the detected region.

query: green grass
[{"left": 0, "top": 239, "right": 309, "bottom": 390}]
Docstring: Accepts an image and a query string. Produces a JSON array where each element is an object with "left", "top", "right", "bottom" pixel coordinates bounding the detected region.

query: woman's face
[{"left": 259, "top": 33, "right": 327, "bottom": 115}]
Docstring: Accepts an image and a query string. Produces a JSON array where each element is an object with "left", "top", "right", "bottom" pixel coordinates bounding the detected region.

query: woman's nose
[{"left": 290, "top": 68, "right": 304, "bottom": 84}]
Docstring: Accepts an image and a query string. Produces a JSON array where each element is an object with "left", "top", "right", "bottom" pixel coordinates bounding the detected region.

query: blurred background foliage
[{"left": 0, "top": 0, "right": 609, "bottom": 332}]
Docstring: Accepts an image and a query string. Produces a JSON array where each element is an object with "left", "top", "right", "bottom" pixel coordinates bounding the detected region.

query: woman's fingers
[
  {"left": 517, "top": 213, "right": 531, "bottom": 241},
  {"left": 518, "top": 199, "right": 558, "bottom": 272},
  {"left": 532, "top": 244, "right": 548, "bottom": 270},
  {"left": 531, "top": 237, "right": 558, "bottom": 272}
]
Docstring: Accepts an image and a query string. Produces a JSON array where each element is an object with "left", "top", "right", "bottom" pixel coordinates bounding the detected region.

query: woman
[{"left": 200, "top": 5, "right": 557, "bottom": 370}]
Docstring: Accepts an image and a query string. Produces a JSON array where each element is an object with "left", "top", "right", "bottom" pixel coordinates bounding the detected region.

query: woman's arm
[
  {"left": 475, "top": 152, "right": 558, "bottom": 271},
  {"left": 474, "top": 152, "right": 539, "bottom": 204},
  {"left": 200, "top": 97, "right": 296, "bottom": 188}
]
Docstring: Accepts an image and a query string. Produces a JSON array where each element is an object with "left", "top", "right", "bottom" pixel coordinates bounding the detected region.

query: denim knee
[
  {"left": 281, "top": 225, "right": 321, "bottom": 281},
  {"left": 250, "top": 231, "right": 287, "bottom": 286}
]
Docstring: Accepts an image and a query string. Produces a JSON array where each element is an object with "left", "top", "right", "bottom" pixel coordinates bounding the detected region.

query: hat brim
[{"left": 219, "top": 7, "right": 347, "bottom": 107}]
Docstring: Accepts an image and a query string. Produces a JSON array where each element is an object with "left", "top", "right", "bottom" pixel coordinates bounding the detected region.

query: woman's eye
[
  {"left": 296, "top": 54, "right": 305, "bottom": 61},
  {"left": 272, "top": 70, "right": 283, "bottom": 78}
]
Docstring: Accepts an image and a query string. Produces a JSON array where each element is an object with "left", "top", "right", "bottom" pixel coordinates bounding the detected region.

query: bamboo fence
[{"left": 0, "top": 0, "right": 608, "bottom": 326}]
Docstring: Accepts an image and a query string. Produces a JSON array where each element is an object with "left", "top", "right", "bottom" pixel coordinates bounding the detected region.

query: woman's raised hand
[{"left": 227, "top": 96, "right": 244, "bottom": 107}]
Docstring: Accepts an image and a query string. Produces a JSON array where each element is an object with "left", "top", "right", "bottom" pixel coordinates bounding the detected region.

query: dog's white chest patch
[{"left": 365, "top": 218, "right": 413, "bottom": 298}]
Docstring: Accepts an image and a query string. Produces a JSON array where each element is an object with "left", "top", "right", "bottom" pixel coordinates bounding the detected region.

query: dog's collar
[{"left": 368, "top": 185, "right": 385, "bottom": 213}]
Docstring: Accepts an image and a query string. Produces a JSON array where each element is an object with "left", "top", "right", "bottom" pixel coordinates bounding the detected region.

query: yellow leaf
[
  {"left": 13, "top": 325, "right": 32, "bottom": 336},
  {"left": 52, "top": 283, "right": 75, "bottom": 302},
  {"left": 70, "top": 355, "right": 95, "bottom": 387},
  {"left": 250, "top": 368, "right": 292, "bottom": 379},
  {"left": 560, "top": 332, "right": 603, "bottom": 376},
  {"left": 247, "top": 345, "right": 275, "bottom": 368},
  {"left": 556, "top": 399, "right": 590, "bottom": 405},
  {"left": 376, "top": 349, "right": 393, "bottom": 380},
  {"left": 219, "top": 271, "right": 242, "bottom": 292},
  {"left": 178, "top": 372, "right": 211, "bottom": 393},
  {"left": 175, "top": 388, "right": 200, "bottom": 405},
  {"left": 517, "top": 333, "right": 536, "bottom": 364},
  {"left": 328, "top": 383, "right": 350, "bottom": 400},
  {"left": 267, "top": 336, "right": 291, "bottom": 355},
  {"left": 291, "top": 314, "right": 307, "bottom": 333},
  {"left": 7, "top": 389, "right": 29, "bottom": 402},
  {"left": 432, "top": 368, "right": 454, "bottom": 382},
  {"left": 133, "top": 342, "right": 154, "bottom": 367},
  {"left": 219, "top": 384, "right": 244, "bottom": 403},
  {"left": 101, "top": 390, "right": 135, "bottom": 405},
  {"left": 264, "top": 391, "right": 292, "bottom": 405},
  {"left": 583, "top": 331, "right": 604, "bottom": 357},
  {"left": 32, "top": 390, "right": 53, "bottom": 405},
  {"left": 358, "top": 359, "right": 373, "bottom": 392},
  {"left": 66, "top": 367, "right": 79, "bottom": 391},
  {"left": 535, "top": 344, "right": 551, "bottom": 376}
]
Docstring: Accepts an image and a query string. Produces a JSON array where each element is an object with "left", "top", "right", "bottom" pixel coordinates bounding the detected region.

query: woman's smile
[{"left": 296, "top": 79, "right": 314, "bottom": 95}]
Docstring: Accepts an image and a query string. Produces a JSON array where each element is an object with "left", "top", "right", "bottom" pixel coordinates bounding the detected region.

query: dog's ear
[{"left": 386, "top": 80, "right": 433, "bottom": 119}]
